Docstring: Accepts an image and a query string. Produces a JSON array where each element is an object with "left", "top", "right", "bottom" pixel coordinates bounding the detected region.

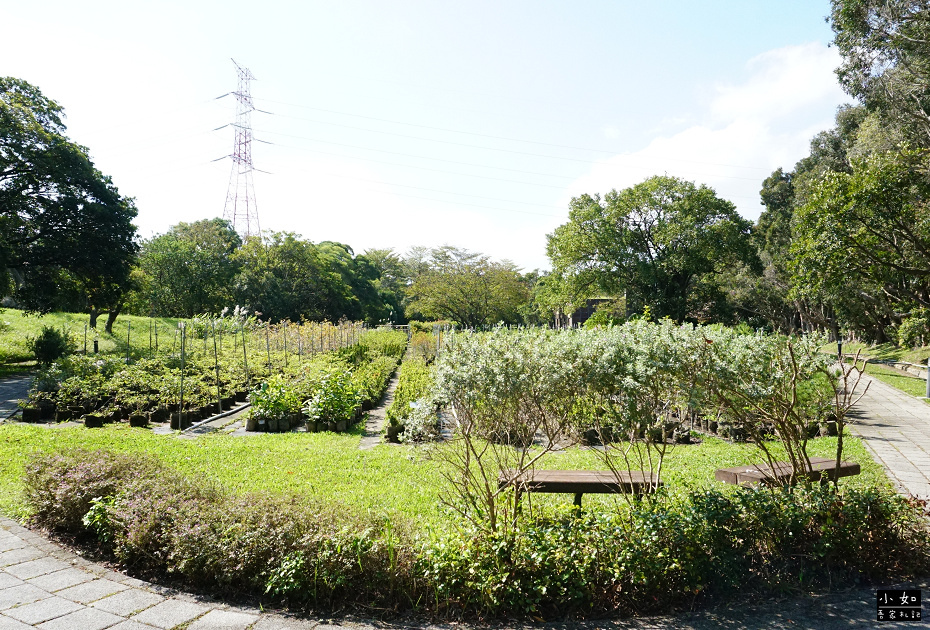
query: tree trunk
[
  {"left": 89, "top": 308, "right": 101, "bottom": 329},
  {"left": 104, "top": 303, "right": 123, "bottom": 335}
]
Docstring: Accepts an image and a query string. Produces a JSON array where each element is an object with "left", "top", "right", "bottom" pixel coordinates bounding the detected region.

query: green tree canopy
[
  {"left": 405, "top": 246, "right": 529, "bottom": 327},
  {"left": 791, "top": 148, "right": 930, "bottom": 342},
  {"left": 0, "top": 77, "right": 137, "bottom": 313},
  {"left": 831, "top": 0, "right": 930, "bottom": 146},
  {"left": 546, "top": 176, "right": 758, "bottom": 323},
  {"left": 234, "top": 233, "right": 367, "bottom": 323},
  {"left": 133, "top": 218, "right": 241, "bottom": 317}
]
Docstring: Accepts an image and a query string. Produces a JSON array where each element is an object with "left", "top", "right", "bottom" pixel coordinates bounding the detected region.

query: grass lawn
[{"left": 0, "top": 421, "right": 892, "bottom": 526}]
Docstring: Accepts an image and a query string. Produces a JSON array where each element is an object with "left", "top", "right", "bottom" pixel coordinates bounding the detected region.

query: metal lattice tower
[{"left": 222, "top": 59, "right": 261, "bottom": 240}]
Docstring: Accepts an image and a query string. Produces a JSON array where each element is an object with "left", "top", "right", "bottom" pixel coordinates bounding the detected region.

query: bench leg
[{"left": 573, "top": 492, "right": 583, "bottom": 508}]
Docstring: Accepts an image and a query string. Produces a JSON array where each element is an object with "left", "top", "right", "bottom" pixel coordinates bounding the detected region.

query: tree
[
  {"left": 0, "top": 77, "right": 137, "bottom": 314},
  {"left": 233, "top": 233, "right": 355, "bottom": 323},
  {"left": 364, "top": 247, "right": 410, "bottom": 323},
  {"left": 831, "top": 0, "right": 930, "bottom": 146},
  {"left": 546, "top": 176, "right": 758, "bottom": 323},
  {"left": 791, "top": 148, "right": 930, "bottom": 342},
  {"left": 133, "top": 218, "right": 241, "bottom": 317},
  {"left": 315, "top": 241, "right": 388, "bottom": 324},
  {"left": 405, "top": 246, "right": 529, "bottom": 327}
]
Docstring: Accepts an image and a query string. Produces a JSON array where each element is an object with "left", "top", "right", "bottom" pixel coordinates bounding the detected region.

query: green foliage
[
  {"left": 131, "top": 219, "right": 241, "bottom": 318},
  {"left": 791, "top": 149, "right": 930, "bottom": 343},
  {"left": 423, "top": 485, "right": 930, "bottom": 618},
  {"left": 385, "top": 358, "right": 433, "bottom": 427},
  {"left": 898, "top": 308, "right": 930, "bottom": 348},
  {"left": 355, "top": 328, "right": 407, "bottom": 360},
  {"left": 405, "top": 247, "right": 530, "bottom": 327},
  {"left": 351, "top": 355, "right": 399, "bottom": 406},
  {"left": 831, "top": 0, "right": 930, "bottom": 146},
  {"left": 27, "top": 325, "right": 75, "bottom": 365},
  {"left": 22, "top": 447, "right": 929, "bottom": 620},
  {"left": 250, "top": 374, "right": 303, "bottom": 421},
  {"left": 546, "top": 175, "right": 759, "bottom": 322},
  {"left": 304, "top": 369, "right": 359, "bottom": 424},
  {"left": 0, "top": 77, "right": 138, "bottom": 313}
]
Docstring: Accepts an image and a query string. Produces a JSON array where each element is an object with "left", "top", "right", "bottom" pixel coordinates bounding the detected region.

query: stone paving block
[
  {"left": 130, "top": 599, "right": 211, "bottom": 629},
  {"left": 0, "top": 613, "right": 35, "bottom": 629},
  {"left": 27, "top": 567, "right": 96, "bottom": 592},
  {"left": 0, "top": 575, "right": 22, "bottom": 592},
  {"left": 3, "top": 596, "right": 82, "bottom": 625},
  {"left": 188, "top": 608, "right": 259, "bottom": 630},
  {"left": 0, "top": 547, "right": 43, "bottom": 568},
  {"left": 5, "top": 557, "right": 71, "bottom": 580},
  {"left": 107, "top": 621, "right": 162, "bottom": 630},
  {"left": 0, "top": 583, "right": 50, "bottom": 610},
  {"left": 56, "top": 578, "right": 128, "bottom": 604},
  {"left": 116, "top": 577, "right": 149, "bottom": 588},
  {"left": 0, "top": 537, "right": 26, "bottom": 554},
  {"left": 251, "top": 617, "right": 320, "bottom": 630},
  {"left": 36, "top": 606, "right": 125, "bottom": 630},
  {"left": 92, "top": 588, "right": 165, "bottom": 616}
]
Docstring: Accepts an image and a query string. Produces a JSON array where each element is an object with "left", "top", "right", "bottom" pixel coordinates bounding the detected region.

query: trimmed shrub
[
  {"left": 27, "top": 325, "right": 75, "bottom": 365},
  {"left": 22, "top": 449, "right": 930, "bottom": 621}
]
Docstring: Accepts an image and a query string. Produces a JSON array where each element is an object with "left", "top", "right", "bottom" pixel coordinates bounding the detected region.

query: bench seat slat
[
  {"left": 715, "top": 457, "right": 860, "bottom": 486},
  {"left": 499, "top": 469, "right": 661, "bottom": 495}
]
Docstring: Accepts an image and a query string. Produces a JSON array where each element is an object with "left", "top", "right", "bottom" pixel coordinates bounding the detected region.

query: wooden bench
[
  {"left": 499, "top": 469, "right": 662, "bottom": 507},
  {"left": 715, "top": 456, "right": 860, "bottom": 486}
]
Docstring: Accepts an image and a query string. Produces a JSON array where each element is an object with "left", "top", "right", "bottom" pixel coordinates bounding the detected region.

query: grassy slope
[
  {"left": 841, "top": 340, "right": 930, "bottom": 364},
  {"left": 825, "top": 341, "right": 930, "bottom": 401},
  {"left": 0, "top": 308, "right": 183, "bottom": 370},
  {"left": 863, "top": 362, "right": 930, "bottom": 400},
  {"left": 0, "top": 422, "right": 889, "bottom": 525}
]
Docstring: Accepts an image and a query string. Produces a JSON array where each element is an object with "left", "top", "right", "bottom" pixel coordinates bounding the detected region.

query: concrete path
[
  {"left": 849, "top": 372, "right": 930, "bottom": 500},
  {"left": 358, "top": 373, "right": 398, "bottom": 450},
  {"left": 0, "top": 375, "right": 31, "bottom": 419},
  {"left": 0, "top": 517, "right": 350, "bottom": 630}
]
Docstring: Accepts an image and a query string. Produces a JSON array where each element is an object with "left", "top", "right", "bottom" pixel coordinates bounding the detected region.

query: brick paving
[{"left": 849, "top": 372, "right": 930, "bottom": 500}]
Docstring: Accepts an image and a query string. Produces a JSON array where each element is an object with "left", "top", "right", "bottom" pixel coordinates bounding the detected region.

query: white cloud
[{"left": 563, "top": 42, "right": 850, "bottom": 222}]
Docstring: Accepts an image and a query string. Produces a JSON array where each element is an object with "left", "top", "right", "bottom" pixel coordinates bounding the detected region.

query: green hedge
[{"left": 24, "top": 448, "right": 930, "bottom": 620}]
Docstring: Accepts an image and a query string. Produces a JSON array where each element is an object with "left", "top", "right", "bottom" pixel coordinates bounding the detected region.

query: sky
[{"left": 3, "top": 1, "right": 850, "bottom": 272}]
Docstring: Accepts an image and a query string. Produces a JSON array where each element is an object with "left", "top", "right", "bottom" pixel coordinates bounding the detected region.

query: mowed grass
[{"left": 0, "top": 420, "right": 892, "bottom": 525}]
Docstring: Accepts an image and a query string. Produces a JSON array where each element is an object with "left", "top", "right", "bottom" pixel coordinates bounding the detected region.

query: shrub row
[
  {"left": 25, "top": 449, "right": 930, "bottom": 620},
  {"left": 384, "top": 358, "right": 434, "bottom": 441}
]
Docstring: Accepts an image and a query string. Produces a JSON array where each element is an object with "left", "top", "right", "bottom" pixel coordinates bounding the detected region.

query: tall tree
[
  {"left": 546, "top": 176, "right": 758, "bottom": 323},
  {"left": 791, "top": 148, "right": 930, "bottom": 342},
  {"left": 831, "top": 0, "right": 930, "bottom": 146},
  {"left": 364, "top": 247, "right": 410, "bottom": 324},
  {"left": 0, "top": 77, "right": 137, "bottom": 315},
  {"left": 405, "top": 246, "right": 529, "bottom": 327},
  {"left": 133, "top": 218, "right": 241, "bottom": 317},
  {"left": 233, "top": 233, "right": 355, "bottom": 323}
]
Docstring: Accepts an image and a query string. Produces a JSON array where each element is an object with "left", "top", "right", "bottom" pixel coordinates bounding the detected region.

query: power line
[{"left": 254, "top": 96, "right": 772, "bottom": 172}]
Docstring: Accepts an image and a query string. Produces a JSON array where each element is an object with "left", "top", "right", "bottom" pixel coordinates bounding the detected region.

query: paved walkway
[
  {"left": 849, "top": 372, "right": 930, "bottom": 500},
  {"left": 0, "top": 517, "right": 357, "bottom": 630},
  {"left": 359, "top": 373, "right": 398, "bottom": 450},
  {"left": 0, "top": 376, "right": 31, "bottom": 419}
]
